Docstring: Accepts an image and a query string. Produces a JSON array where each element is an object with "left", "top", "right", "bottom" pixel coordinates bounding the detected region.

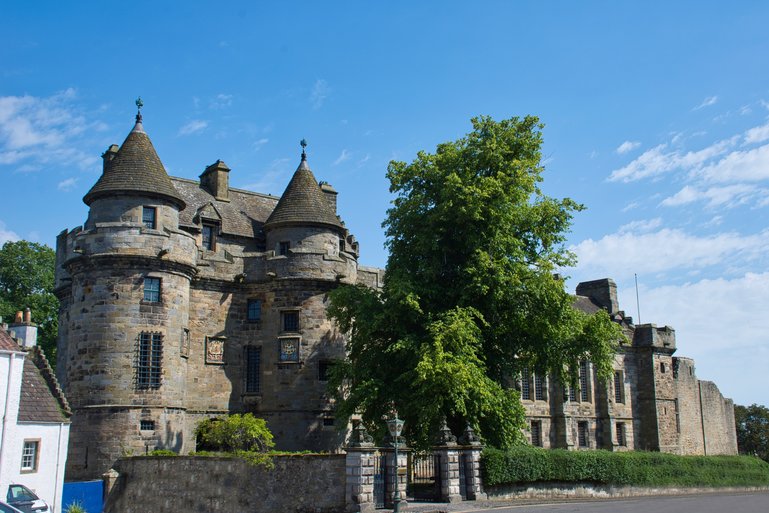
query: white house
[{"left": 0, "top": 311, "right": 70, "bottom": 513}]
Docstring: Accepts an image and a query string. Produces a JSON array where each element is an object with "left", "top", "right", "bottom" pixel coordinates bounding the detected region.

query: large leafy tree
[
  {"left": 328, "top": 116, "right": 623, "bottom": 449},
  {"left": 0, "top": 240, "right": 59, "bottom": 364},
  {"left": 735, "top": 404, "right": 769, "bottom": 462}
]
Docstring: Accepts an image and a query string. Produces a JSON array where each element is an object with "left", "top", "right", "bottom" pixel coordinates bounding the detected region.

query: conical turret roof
[
  {"left": 264, "top": 151, "right": 342, "bottom": 231},
  {"left": 83, "top": 112, "right": 185, "bottom": 209}
]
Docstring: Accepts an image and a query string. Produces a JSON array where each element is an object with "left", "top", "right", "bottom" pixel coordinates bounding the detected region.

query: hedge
[{"left": 481, "top": 447, "right": 769, "bottom": 488}]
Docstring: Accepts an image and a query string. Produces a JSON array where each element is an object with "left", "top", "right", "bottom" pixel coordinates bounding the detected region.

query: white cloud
[
  {"left": 57, "top": 177, "right": 78, "bottom": 191},
  {"left": 693, "top": 95, "right": 718, "bottom": 110},
  {"left": 743, "top": 122, "right": 769, "bottom": 145},
  {"left": 333, "top": 149, "right": 351, "bottom": 166},
  {"left": 178, "top": 119, "right": 208, "bottom": 136},
  {"left": 0, "top": 89, "right": 102, "bottom": 170},
  {"left": 253, "top": 138, "right": 269, "bottom": 150},
  {"left": 661, "top": 184, "right": 762, "bottom": 208},
  {"left": 210, "top": 94, "right": 233, "bottom": 109},
  {"left": 616, "top": 140, "right": 641, "bottom": 154},
  {"left": 571, "top": 228, "right": 769, "bottom": 282},
  {"left": 0, "top": 221, "right": 19, "bottom": 245},
  {"left": 609, "top": 137, "right": 738, "bottom": 182},
  {"left": 618, "top": 218, "right": 662, "bottom": 233},
  {"left": 358, "top": 153, "right": 371, "bottom": 166},
  {"left": 310, "top": 79, "right": 330, "bottom": 110},
  {"left": 697, "top": 143, "right": 769, "bottom": 183},
  {"left": 239, "top": 157, "right": 291, "bottom": 194},
  {"left": 616, "top": 273, "right": 769, "bottom": 405}
]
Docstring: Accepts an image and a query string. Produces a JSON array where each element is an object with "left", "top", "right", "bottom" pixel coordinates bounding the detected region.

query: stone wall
[
  {"left": 104, "top": 455, "right": 346, "bottom": 513},
  {"left": 674, "top": 358, "right": 705, "bottom": 455},
  {"left": 700, "top": 381, "right": 738, "bottom": 455}
]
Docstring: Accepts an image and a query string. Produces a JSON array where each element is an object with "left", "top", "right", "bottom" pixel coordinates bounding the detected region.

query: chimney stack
[{"left": 9, "top": 308, "right": 38, "bottom": 349}]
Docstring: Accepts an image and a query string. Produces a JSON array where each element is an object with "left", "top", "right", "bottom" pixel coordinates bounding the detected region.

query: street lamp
[{"left": 386, "top": 415, "right": 405, "bottom": 513}]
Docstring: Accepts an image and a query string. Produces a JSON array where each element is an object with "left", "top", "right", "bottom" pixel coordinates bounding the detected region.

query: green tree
[
  {"left": 195, "top": 413, "right": 275, "bottom": 453},
  {"left": 735, "top": 404, "right": 769, "bottom": 462},
  {"left": 0, "top": 241, "right": 58, "bottom": 363},
  {"left": 328, "top": 116, "right": 624, "bottom": 449}
]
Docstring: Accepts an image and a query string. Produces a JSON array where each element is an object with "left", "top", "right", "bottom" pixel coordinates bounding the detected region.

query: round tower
[{"left": 56, "top": 102, "right": 197, "bottom": 479}]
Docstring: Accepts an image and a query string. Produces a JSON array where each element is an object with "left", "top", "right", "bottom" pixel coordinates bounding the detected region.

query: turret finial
[
  {"left": 300, "top": 139, "right": 307, "bottom": 161},
  {"left": 135, "top": 97, "right": 144, "bottom": 123}
]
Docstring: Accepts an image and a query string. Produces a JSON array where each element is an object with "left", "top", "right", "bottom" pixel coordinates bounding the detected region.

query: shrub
[
  {"left": 147, "top": 449, "right": 177, "bottom": 457},
  {"left": 65, "top": 501, "right": 87, "bottom": 513},
  {"left": 195, "top": 413, "right": 274, "bottom": 453},
  {"left": 481, "top": 447, "right": 769, "bottom": 488}
]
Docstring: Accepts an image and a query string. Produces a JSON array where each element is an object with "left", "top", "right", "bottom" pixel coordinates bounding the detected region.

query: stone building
[
  {"left": 55, "top": 107, "right": 736, "bottom": 481},
  {"left": 55, "top": 109, "right": 382, "bottom": 480},
  {"left": 520, "top": 278, "right": 738, "bottom": 456}
]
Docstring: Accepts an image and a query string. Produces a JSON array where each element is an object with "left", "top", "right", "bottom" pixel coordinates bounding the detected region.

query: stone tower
[{"left": 56, "top": 107, "right": 196, "bottom": 479}]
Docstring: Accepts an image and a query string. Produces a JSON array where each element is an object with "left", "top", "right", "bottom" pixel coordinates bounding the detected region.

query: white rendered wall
[{"left": 0, "top": 351, "right": 25, "bottom": 499}]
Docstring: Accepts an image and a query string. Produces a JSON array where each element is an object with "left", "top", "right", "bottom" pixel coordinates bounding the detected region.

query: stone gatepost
[
  {"left": 345, "top": 425, "right": 377, "bottom": 513},
  {"left": 382, "top": 434, "right": 409, "bottom": 510},
  {"left": 458, "top": 425, "right": 487, "bottom": 500},
  {"left": 434, "top": 420, "right": 463, "bottom": 503}
]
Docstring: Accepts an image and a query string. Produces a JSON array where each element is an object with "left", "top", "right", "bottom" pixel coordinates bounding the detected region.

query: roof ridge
[{"left": 29, "top": 345, "right": 72, "bottom": 417}]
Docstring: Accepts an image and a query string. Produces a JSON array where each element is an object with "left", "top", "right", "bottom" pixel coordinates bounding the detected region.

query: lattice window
[
  {"left": 137, "top": 332, "right": 163, "bottom": 389},
  {"left": 534, "top": 373, "right": 546, "bottom": 401},
  {"left": 614, "top": 371, "right": 624, "bottom": 403},
  {"left": 578, "top": 421, "right": 589, "bottom": 448},
  {"left": 579, "top": 360, "right": 590, "bottom": 402},
  {"left": 616, "top": 422, "right": 627, "bottom": 446},
  {"left": 245, "top": 346, "right": 261, "bottom": 393},
  {"left": 521, "top": 368, "right": 531, "bottom": 400},
  {"left": 531, "top": 421, "right": 543, "bottom": 447},
  {"left": 202, "top": 223, "right": 216, "bottom": 250}
]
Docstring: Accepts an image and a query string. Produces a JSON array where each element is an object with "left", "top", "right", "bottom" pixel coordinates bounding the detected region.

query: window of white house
[
  {"left": 21, "top": 440, "right": 39, "bottom": 472},
  {"left": 143, "top": 277, "right": 161, "bottom": 303},
  {"left": 614, "top": 371, "right": 624, "bottom": 403},
  {"left": 142, "top": 206, "right": 156, "bottom": 229},
  {"left": 137, "top": 332, "right": 163, "bottom": 389}
]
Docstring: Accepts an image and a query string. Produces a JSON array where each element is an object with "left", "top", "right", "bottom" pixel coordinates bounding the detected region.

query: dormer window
[
  {"left": 142, "top": 207, "right": 156, "bottom": 229},
  {"left": 202, "top": 223, "right": 217, "bottom": 250}
]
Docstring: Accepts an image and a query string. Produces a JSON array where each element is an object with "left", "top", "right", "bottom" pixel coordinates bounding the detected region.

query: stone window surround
[
  {"left": 613, "top": 370, "right": 625, "bottom": 403},
  {"left": 578, "top": 360, "right": 592, "bottom": 403},
  {"left": 280, "top": 309, "right": 300, "bottom": 333},
  {"left": 142, "top": 206, "right": 157, "bottom": 229},
  {"left": 278, "top": 240, "right": 290, "bottom": 256},
  {"left": 142, "top": 276, "right": 162, "bottom": 303},
  {"left": 137, "top": 331, "right": 163, "bottom": 389},
  {"left": 247, "top": 298, "right": 262, "bottom": 324},
  {"left": 201, "top": 222, "right": 218, "bottom": 251},
  {"left": 140, "top": 419, "right": 156, "bottom": 432},
  {"left": 21, "top": 439, "right": 40, "bottom": 473},
  {"left": 244, "top": 345, "right": 261, "bottom": 394},
  {"left": 577, "top": 421, "right": 589, "bottom": 448},
  {"left": 616, "top": 422, "right": 627, "bottom": 446},
  {"left": 530, "top": 420, "right": 543, "bottom": 447}
]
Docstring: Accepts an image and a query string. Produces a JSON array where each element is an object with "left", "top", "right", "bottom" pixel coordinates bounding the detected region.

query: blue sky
[{"left": 1, "top": 1, "right": 768, "bottom": 405}]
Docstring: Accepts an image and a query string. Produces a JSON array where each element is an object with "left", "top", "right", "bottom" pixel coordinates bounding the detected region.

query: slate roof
[
  {"left": 18, "top": 346, "right": 70, "bottom": 423},
  {"left": 83, "top": 115, "right": 186, "bottom": 209},
  {"left": 263, "top": 155, "right": 343, "bottom": 231},
  {"left": 173, "top": 177, "right": 279, "bottom": 239},
  {"left": 0, "top": 329, "right": 20, "bottom": 351},
  {"left": 573, "top": 295, "right": 602, "bottom": 315}
]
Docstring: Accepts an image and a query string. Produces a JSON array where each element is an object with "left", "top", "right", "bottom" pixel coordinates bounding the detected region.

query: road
[{"left": 463, "top": 492, "right": 769, "bottom": 513}]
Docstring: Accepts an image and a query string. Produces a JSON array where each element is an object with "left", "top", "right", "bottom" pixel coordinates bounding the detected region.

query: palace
[{"left": 54, "top": 107, "right": 736, "bottom": 480}]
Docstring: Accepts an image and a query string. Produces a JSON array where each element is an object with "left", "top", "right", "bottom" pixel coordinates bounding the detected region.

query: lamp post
[{"left": 386, "top": 415, "right": 405, "bottom": 513}]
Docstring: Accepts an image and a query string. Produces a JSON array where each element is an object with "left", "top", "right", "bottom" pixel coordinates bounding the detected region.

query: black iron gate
[
  {"left": 373, "top": 451, "right": 387, "bottom": 509},
  {"left": 407, "top": 452, "right": 442, "bottom": 502}
]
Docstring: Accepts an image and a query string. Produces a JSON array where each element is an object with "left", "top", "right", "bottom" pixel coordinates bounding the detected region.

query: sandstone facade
[{"left": 520, "top": 278, "right": 738, "bottom": 456}]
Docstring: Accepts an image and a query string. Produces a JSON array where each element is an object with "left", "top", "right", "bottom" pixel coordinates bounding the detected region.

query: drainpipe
[
  {"left": 53, "top": 423, "right": 64, "bottom": 513},
  {"left": 0, "top": 351, "right": 18, "bottom": 488}
]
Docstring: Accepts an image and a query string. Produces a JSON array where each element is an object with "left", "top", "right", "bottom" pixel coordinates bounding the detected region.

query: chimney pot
[
  {"left": 23, "top": 307, "right": 31, "bottom": 323},
  {"left": 14, "top": 311, "right": 22, "bottom": 323}
]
